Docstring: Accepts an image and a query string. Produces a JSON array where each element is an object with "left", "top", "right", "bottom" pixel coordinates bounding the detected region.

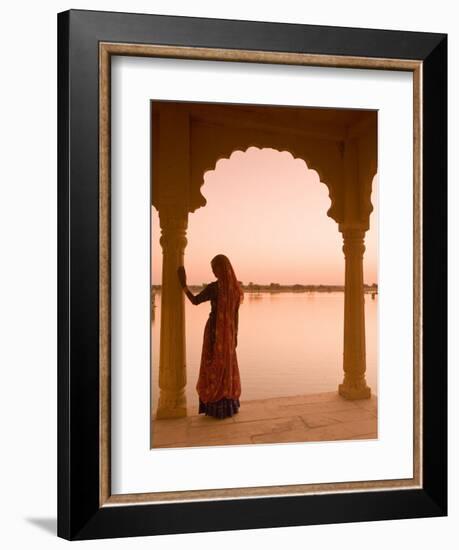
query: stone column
[
  {"left": 156, "top": 212, "right": 188, "bottom": 418},
  {"left": 339, "top": 228, "right": 371, "bottom": 399}
]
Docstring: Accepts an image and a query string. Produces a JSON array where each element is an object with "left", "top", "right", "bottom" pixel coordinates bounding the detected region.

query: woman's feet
[{"left": 198, "top": 398, "right": 240, "bottom": 419}]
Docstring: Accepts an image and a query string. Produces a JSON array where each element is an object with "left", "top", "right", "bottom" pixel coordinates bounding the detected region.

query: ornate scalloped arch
[{"left": 189, "top": 144, "right": 344, "bottom": 225}]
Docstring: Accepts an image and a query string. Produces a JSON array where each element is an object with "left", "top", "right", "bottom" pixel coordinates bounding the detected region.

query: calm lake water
[{"left": 151, "top": 291, "right": 377, "bottom": 410}]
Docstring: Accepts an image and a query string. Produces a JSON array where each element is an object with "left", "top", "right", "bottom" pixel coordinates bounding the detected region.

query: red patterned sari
[{"left": 191, "top": 255, "right": 243, "bottom": 418}]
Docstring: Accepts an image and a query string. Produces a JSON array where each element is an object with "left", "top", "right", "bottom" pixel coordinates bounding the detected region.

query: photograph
[{"left": 150, "top": 100, "right": 378, "bottom": 449}]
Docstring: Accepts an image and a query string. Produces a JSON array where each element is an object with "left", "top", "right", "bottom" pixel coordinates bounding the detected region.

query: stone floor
[{"left": 151, "top": 391, "right": 378, "bottom": 449}]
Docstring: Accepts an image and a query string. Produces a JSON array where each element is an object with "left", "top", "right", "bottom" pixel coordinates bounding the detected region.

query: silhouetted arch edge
[{"left": 189, "top": 146, "right": 343, "bottom": 225}]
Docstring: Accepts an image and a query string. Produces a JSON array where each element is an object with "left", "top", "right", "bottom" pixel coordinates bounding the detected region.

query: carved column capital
[
  {"left": 158, "top": 214, "right": 188, "bottom": 252},
  {"left": 341, "top": 229, "right": 366, "bottom": 258}
]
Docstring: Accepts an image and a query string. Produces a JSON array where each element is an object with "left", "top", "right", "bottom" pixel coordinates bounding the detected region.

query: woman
[{"left": 177, "top": 254, "right": 244, "bottom": 419}]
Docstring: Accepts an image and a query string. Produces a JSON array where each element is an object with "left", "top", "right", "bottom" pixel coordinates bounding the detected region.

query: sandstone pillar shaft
[
  {"left": 339, "top": 228, "right": 371, "bottom": 399},
  {"left": 156, "top": 214, "right": 188, "bottom": 418}
]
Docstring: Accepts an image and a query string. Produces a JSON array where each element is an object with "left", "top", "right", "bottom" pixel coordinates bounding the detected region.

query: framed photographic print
[{"left": 57, "top": 9, "right": 447, "bottom": 540}]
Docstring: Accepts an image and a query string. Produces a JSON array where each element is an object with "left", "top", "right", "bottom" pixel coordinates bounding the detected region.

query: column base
[
  {"left": 338, "top": 382, "right": 371, "bottom": 400},
  {"left": 156, "top": 406, "right": 187, "bottom": 419},
  {"left": 156, "top": 389, "right": 187, "bottom": 419}
]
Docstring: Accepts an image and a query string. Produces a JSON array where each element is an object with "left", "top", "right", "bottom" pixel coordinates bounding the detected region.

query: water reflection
[{"left": 152, "top": 291, "right": 377, "bottom": 410}]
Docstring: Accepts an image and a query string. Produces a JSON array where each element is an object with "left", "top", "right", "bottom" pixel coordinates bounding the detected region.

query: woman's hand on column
[{"left": 177, "top": 266, "right": 187, "bottom": 288}]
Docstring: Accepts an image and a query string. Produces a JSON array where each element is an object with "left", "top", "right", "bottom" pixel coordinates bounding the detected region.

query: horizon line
[{"left": 151, "top": 282, "right": 379, "bottom": 287}]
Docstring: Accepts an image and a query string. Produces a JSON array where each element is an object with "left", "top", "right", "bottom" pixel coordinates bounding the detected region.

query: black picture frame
[{"left": 57, "top": 9, "right": 447, "bottom": 541}]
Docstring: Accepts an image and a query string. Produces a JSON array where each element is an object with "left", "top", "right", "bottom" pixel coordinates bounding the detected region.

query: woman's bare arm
[
  {"left": 177, "top": 266, "right": 194, "bottom": 304},
  {"left": 184, "top": 287, "right": 199, "bottom": 305},
  {"left": 177, "top": 266, "right": 211, "bottom": 305}
]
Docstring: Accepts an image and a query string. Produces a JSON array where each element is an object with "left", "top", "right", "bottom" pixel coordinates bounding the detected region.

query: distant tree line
[{"left": 151, "top": 282, "right": 378, "bottom": 293}]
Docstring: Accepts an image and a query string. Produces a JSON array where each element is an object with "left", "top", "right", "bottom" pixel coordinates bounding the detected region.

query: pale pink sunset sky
[{"left": 152, "top": 147, "right": 378, "bottom": 286}]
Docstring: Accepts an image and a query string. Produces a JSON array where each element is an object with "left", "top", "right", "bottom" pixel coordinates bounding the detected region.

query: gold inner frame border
[{"left": 99, "top": 42, "right": 423, "bottom": 507}]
